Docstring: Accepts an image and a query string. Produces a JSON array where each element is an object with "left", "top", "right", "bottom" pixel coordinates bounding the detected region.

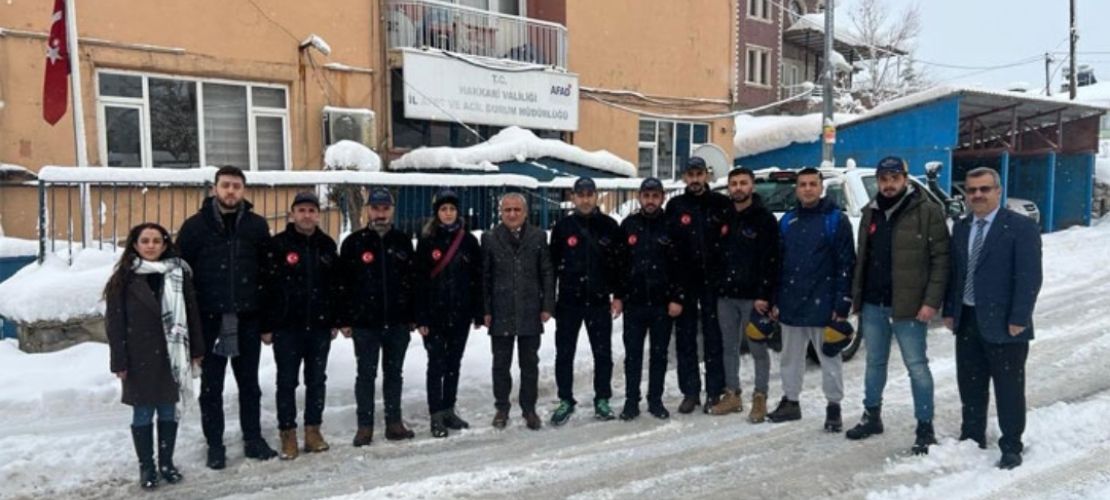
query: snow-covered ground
[{"left": 2, "top": 220, "right": 1110, "bottom": 499}]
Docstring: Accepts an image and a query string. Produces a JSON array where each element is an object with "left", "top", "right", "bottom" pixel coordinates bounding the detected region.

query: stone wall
[{"left": 16, "top": 316, "right": 107, "bottom": 353}]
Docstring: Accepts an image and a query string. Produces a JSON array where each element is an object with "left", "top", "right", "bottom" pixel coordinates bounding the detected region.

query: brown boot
[
  {"left": 523, "top": 411, "right": 542, "bottom": 430},
  {"left": 304, "top": 425, "right": 330, "bottom": 453},
  {"left": 352, "top": 426, "right": 373, "bottom": 447},
  {"left": 279, "top": 429, "right": 299, "bottom": 460},
  {"left": 749, "top": 391, "right": 768, "bottom": 423},
  {"left": 492, "top": 410, "right": 509, "bottom": 429},
  {"left": 385, "top": 421, "right": 415, "bottom": 441},
  {"left": 677, "top": 396, "right": 700, "bottom": 414},
  {"left": 707, "top": 389, "right": 743, "bottom": 415}
]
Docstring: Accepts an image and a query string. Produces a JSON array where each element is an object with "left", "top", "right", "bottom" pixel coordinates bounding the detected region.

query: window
[
  {"left": 455, "top": 0, "right": 524, "bottom": 15},
  {"left": 638, "top": 119, "right": 711, "bottom": 180},
  {"left": 747, "top": 0, "right": 771, "bottom": 21},
  {"left": 96, "top": 71, "right": 289, "bottom": 170},
  {"left": 746, "top": 46, "right": 772, "bottom": 86},
  {"left": 788, "top": 0, "right": 806, "bottom": 23}
]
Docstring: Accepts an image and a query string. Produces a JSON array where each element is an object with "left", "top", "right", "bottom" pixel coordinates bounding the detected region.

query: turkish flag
[{"left": 42, "top": 0, "right": 69, "bottom": 125}]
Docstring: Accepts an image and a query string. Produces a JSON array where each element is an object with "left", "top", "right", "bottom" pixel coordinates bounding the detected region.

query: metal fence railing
[
  {"left": 386, "top": 0, "right": 568, "bottom": 69},
  {"left": 34, "top": 167, "right": 687, "bottom": 263}
]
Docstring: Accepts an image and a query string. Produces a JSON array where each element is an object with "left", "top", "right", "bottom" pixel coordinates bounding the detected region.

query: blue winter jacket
[{"left": 777, "top": 197, "right": 856, "bottom": 327}]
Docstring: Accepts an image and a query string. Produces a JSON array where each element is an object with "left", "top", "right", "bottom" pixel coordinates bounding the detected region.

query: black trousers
[
  {"left": 423, "top": 323, "right": 470, "bottom": 414},
  {"left": 198, "top": 312, "right": 263, "bottom": 446},
  {"left": 623, "top": 304, "right": 673, "bottom": 406},
  {"left": 956, "top": 306, "right": 1030, "bottom": 454},
  {"left": 554, "top": 302, "right": 613, "bottom": 404},
  {"left": 674, "top": 289, "right": 724, "bottom": 399},
  {"left": 491, "top": 335, "right": 541, "bottom": 414},
  {"left": 273, "top": 329, "right": 331, "bottom": 430},
  {"left": 353, "top": 325, "right": 411, "bottom": 426}
]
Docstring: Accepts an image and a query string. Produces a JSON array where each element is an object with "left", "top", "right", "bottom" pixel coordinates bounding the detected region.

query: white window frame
[
  {"left": 452, "top": 0, "right": 526, "bottom": 16},
  {"left": 638, "top": 119, "right": 712, "bottom": 181},
  {"left": 94, "top": 69, "right": 291, "bottom": 171},
  {"left": 745, "top": 44, "right": 772, "bottom": 87},
  {"left": 747, "top": 0, "right": 772, "bottom": 22}
]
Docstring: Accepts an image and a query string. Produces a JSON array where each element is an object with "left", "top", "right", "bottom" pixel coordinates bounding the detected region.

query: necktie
[{"left": 964, "top": 219, "right": 988, "bottom": 305}]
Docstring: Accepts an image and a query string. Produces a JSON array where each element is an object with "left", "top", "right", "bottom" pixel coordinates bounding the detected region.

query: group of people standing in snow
[{"left": 103, "top": 156, "right": 1042, "bottom": 491}]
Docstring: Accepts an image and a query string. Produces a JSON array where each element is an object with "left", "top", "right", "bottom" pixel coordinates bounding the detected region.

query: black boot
[
  {"left": 824, "top": 403, "right": 843, "bottom": 432},
  {"left": 206, "top": 444, "right": 226, "bottom": 470},
  {"left": 131, "top": 425, "right": 158, "bottom": 490},
  {"left": 912, "top": 420, "right": 938, "bottom": 455},
  {"left": 430, "top": 411, "right": 449, "bottom": 438},
  {"left": 243, "top": 438, "right": 278, "bottom": 460},
  {"left": 647, "top": 401, "right": 670, "bottom": 420},
  {"left": 156, "top": 421, "right": 183, "bottom": 484},
  {"left": 619, "top": 399, "right": 640, "bottom": 421},
  {"left": 845, "top": 406, "right": 884, "bottom": 440},
  {"left": 443, "top": 408, "right": 470, "bottom": 430},
  {"left": 766, "top": 397, "right": 801, "bottom": 423}
]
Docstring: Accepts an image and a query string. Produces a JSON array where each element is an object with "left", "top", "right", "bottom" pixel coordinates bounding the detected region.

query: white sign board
[{"left": 402, "top": 50, "right": 579, "bottom": 131}]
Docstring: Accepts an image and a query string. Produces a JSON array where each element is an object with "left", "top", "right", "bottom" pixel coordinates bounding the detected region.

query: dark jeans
[
  {"left": 199, "top": 312, "right": 262, "bottom": 446},
  {"left": 423, "top": 323, "right": 470, "bottom": 414},
  {"left": 353, "top": 325, "right": 411, "bottom": 426},
  {"left": 273, "top": 329, "right": 331, "bottom": 430},
  {"left": 956, "top": 306, "right": 1030, "bottom": 454},
  {"left": 132, "top": 404, "right": 177, "bottom": 427},
  {"left": 491, "top": 335, "right": 541, "bottom": 414},
  {"left": 622, "top": 304, "right": 672, "bottom": 405},
  {"left": 554, "top": 302, "right": 613, "bottom": 404},
  {"left": 674, "top": 289, "right": 724, "bottom": 399}
]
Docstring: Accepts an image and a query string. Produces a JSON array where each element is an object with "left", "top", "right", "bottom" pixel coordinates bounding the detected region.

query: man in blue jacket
[
  {"left": 767, "top": 168, "right": 856, "bottom": 432},
  {"left": 943, "top": 167, "right": 1042, "bottom": 470}
]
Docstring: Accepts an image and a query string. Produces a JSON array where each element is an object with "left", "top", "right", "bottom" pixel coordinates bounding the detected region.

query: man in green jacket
[{"left": 846, "top": 156, "right": 950, "bottom": 455}]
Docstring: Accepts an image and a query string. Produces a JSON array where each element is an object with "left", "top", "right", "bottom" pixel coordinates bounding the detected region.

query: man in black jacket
[
  {"left": 176, "top": 165, "right": 277, "bottom": 469},
  {"left": 339, "top": 187, "right": 416, "bottom": 446},
  {"left": 665, "top": 157, "right": 732, "bottom": 413},
  {"left": 549, "top": 177, "right": 624, "bottom": 426},
  {"left": 618, "top": 177, "right": 684, "bottom": 421},
  {"left": 707, "top": 168, "right": 779, "bottom": 422},
  {"left": 261, "top": 192, "right": 340, "bottom": 460}
]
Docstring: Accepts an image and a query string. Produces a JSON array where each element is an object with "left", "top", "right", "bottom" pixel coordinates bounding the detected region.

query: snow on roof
[
  {"left": 391, "top": 126, "right": 636, "bottom": 177},
  {"left": 0, "top": 248, "right": 117, "bottom": 323},
  {"left": 0, "top": 237, "right": 39, "bottom": 258},
  {"left": 733, "top": 112, "right": 856, "bottom": 158},
  {"left": 1062, "top": 81, "right": 1110, "bottom": 104},
  {"left": 0, "top": 163, "right": 30, "bottom": 173},
  {"left": 786, "top": 13, "right": 866, "bottom": 48},
  {"left": 324, "top": 140, "right": 382, "bottom": 172}
]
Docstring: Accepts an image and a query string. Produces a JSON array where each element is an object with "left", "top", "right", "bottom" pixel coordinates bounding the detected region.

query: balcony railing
[{"left": 386, "top": 0, "right": 568, "bottom": 70}]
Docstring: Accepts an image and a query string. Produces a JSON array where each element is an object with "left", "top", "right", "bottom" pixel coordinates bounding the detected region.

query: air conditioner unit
[{"left": 322, "top": 106, "right": 376, "bottom": 150}]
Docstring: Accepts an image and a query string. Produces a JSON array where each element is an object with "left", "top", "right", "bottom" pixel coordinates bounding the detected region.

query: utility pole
[
  {"left": 1045, "top": 52, "right": 1053, "bottom": 96},
  {"left": 1069, "top": 0, "right": 1078, "bottom": 100},
  {"left": 821, "top": 0, "right": 836, "bottom": 164}
]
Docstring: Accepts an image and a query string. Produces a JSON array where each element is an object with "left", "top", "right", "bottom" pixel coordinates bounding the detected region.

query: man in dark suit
[{"left": 943, "top": 167, "right": 1043, "bottom": 470}]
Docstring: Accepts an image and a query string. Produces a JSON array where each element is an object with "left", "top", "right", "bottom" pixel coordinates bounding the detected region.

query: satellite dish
[{"left": 692, "top": 143, "right": 732, "bottom": 181}]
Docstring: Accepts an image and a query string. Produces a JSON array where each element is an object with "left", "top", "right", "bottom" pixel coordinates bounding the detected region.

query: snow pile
[
  {"left": 733, "top": 112, "right": 855, "bottom": 158},
  {"left": 0, "top": 236, "right": 39, "bottom": 258},
  {"left": 392, "top": 126, "right": 636, "bottom": 177},
  {"left": 325, "top": 140, "right": 382, "bottom": 172},
  {"left": 0, "top": 248, "right": 118, "bottom": 323},
  {"left": 1096, "top": 158, "right": 1110, "bottom": 185}
]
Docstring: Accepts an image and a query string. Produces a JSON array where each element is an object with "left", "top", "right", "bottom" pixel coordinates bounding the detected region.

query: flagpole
[{"left": 64, "top": 0, "right": 91, "bottom": 247}]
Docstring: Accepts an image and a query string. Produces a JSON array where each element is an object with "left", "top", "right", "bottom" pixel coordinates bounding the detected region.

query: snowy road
[{"left": 2, "top": 221, "right": 1109, "bottom": 500}]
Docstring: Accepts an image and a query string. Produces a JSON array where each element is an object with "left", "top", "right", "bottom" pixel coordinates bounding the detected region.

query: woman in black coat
[
  {"left": 414, "top": 189, "right": 483, "bottom": 438},
  {"left": 104, "top": 223, "right": 204, "bottom": 490}
]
